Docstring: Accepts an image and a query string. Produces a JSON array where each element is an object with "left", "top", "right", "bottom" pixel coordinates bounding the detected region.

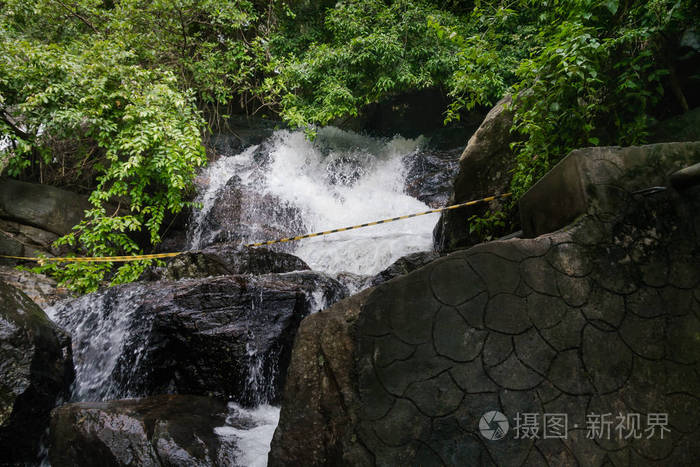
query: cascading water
[
  {"left": 189, "top": 127, "right": 440, "bottom": 276},
  {"left": 46, "top": 126, "right": 445, "bottom": 466},
  {"left": 47, "top": 285, "right": 152, "bottom": 401}
]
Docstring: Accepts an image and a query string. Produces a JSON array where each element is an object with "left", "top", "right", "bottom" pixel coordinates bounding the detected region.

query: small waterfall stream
[{"left": 47, "top": 127, "right": 444, "bottom": 466}]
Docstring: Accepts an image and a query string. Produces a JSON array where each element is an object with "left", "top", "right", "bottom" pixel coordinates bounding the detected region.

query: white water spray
[
  {"left": 47, "top": 286, "right": 150, "bottom": 401},
  {"left": 189, "top": 127, "right": 440, "bottom": 276}
]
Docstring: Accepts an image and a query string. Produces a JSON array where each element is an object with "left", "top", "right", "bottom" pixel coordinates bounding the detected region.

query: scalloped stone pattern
[{"left": 269, "top": 143, "right": 700, "bottom": 466}]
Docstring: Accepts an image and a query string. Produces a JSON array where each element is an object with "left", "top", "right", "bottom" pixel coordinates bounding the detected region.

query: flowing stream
[{"left": 48, "top": 127, "right": 443, "bottom": 466}]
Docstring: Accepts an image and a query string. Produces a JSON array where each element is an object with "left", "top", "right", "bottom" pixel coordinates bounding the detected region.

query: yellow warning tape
[
  {"left": 0, "top": 193, "right": 511, "bottom": 263},
  {"left": 0, "top": 252, "right": 181, "bottom": 264},
  {"left": 244, "top": 192, "right": 512, "bottom": 247}
]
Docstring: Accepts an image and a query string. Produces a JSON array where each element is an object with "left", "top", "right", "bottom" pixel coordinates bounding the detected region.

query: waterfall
[
  {"left": 47, "top": 285, "right": 152, "bottom": 401},
  {"left": 47, "top": 126, "right": 444, "bottom": 466},
  {"left": 188, "top": 127, "right": 440, "bottom": 276}
]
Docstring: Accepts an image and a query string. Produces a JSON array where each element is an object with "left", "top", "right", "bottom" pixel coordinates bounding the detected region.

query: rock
[
  {"left": 50, "top": 395, "right": 239, "bottom": 467},
  {"left": 648, "top": 107, "right": 700, "bottom": 143},
  {"left": 0, "top": 218, "right": 65, "bottom": 263},
  {"left": 0, "top": 281, "right": 74, "bottom": 465},
  {"left": 269, "top": 291, "right": 372, "bottom": 467},
  {"left": 194, "top": 174, "right": 306, "bottom": 250},
  {"left": 142, "top": 243, "right": 309, "bottom": 281},
  {"left": 519, "top": 142, "right": 700, "bottom": 238},
  {"left": 433, "top": 96, "right": 519, "bottom": 252},
  {"left": 403, "top": 148, "right": 461, "bottom": 208},
  {"left": 0, "top": 177, "right": 91, "bottom": 236},
  {"left": 51, "top": 271, "right": 347, "bottom": 404},
  {"left": 369, "top": 250, "right": 440, "bottom": 286},
  {"left": 269, "top": 142, "right": 700, "bottom": 466},
  {"left": 332, "top": 272, "right": 373, "bottom": 296},
  {"left": 0, "top": 265, "right": 70, "bottom": 308}
]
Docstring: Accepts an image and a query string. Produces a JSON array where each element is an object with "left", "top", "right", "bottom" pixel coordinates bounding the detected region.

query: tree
[{"left": 1, "top": 3, "right": 207, "bottom": 292}]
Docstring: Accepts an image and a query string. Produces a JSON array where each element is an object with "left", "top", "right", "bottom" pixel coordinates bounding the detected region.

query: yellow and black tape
[
  {"left": 0, "top": 192, "right": 511, "bottom": 263},
  {"left": 245, "top": 192, "right": 511, "bottom": 247},
  {"left": 0, "top": 252, "right": 182, "bottom": 264}
]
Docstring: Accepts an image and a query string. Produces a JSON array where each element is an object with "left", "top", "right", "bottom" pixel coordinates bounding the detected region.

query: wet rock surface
[
  {"left": 142, "top": 244, "right": 310, "bottom": 281},
  {"left": 433, "top": 96, "right": 518, "bottom": 252},
  {"left": 52, "top": 271, "right": 347, "bottom": 404},
  {"left": 194, "top": 171, "right": 306, "bottom": 250},
  {"left": 50, "top": 395, "right": 238, "bottom": 467},
  {"left": 269, "top": 291, "right": 372, "bottom": 467},
  {"left": 403, "top": 148, "right": 461, "bottom": 208},
  {"left": 0, "top": 281, "right": 74, "bottom": 466},
  {"left": 269, "top": 142, "right": 700, "bottom": 466}
]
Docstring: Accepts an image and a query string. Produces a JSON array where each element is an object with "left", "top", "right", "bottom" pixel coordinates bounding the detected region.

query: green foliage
[
  {"left": 430, "top": 3, "right": 536, "bottom": 122},
  {"left": 1, "top": 7, "right": 206, "bottom": 293},
  {"left": 261, "top": 0, "right": 463, "bottom": 127},
  {"left": 508, "top": 0, "right": 694, "bottom": 198},
  {"left": 1, "top": 0, "right": 264, "bottom": 126},
  {"left": 433, "top": 0, "right": 697, "bottom": 234},
  {"left": 468, "top": 209, "right": 507, "bottom": 241},
  {"left": 105, "top": 0, "right": 263, "bottom": 126}
]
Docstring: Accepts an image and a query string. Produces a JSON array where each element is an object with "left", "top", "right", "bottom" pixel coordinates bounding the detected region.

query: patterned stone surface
[{"left": 270, "top": 143, "right": 700, "bottom": 466}]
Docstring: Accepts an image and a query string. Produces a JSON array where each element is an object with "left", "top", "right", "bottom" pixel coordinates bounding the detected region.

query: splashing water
[
  {"left": 188, "top": 127, "right": 440, "bottom": 276},
  {"left": 215, "top": 403, "right": 281, "bottom": 467},
  {"left": 47, "top": 285, "right": 151, "bottom": 401}
]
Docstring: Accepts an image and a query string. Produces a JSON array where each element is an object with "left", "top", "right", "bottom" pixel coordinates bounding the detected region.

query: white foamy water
[
  {"left": 215, "top": 403, "right": 281, "bottom": 467},
  {"left": 47, "top": 286, "right": 150, "bottom": 401},
  {"left": 189, "top": 127, "right": 440, "bottom": 276}
]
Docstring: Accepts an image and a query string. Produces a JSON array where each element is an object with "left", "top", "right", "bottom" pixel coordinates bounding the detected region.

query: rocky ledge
[{"left": 51, "top": 269, "right": 346, "bottom": 405}]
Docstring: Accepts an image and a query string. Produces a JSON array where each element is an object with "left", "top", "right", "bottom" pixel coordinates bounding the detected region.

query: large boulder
[
  {"left": 0, "top": 177, "right": 91, "bottom": 236},
  {"left": 269, "top": 291, "right": 372, "bottom": 467},
  {"left": 51, "top": 271, "right": 347, "bottom": 405},
  {"left": 192, "top": 172, "right": 306, "bottom": 250},
  {"left": 50, "top": 395, "right": 239, "bottom": 466},
  {"left": 433, "top": 96, "right": 517, "bottom": 252},
  {"left": 0, "top": 281, "right": 74, "bottom": 465},
  {"left": 142, "top": 244, "right": 310, "bottom": 281},
  {"left": 269, "top": 142, "right": 700, "bottom": 466},
  {"left": 519, "top": 143, "right": 699, "bottom": 237}
]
